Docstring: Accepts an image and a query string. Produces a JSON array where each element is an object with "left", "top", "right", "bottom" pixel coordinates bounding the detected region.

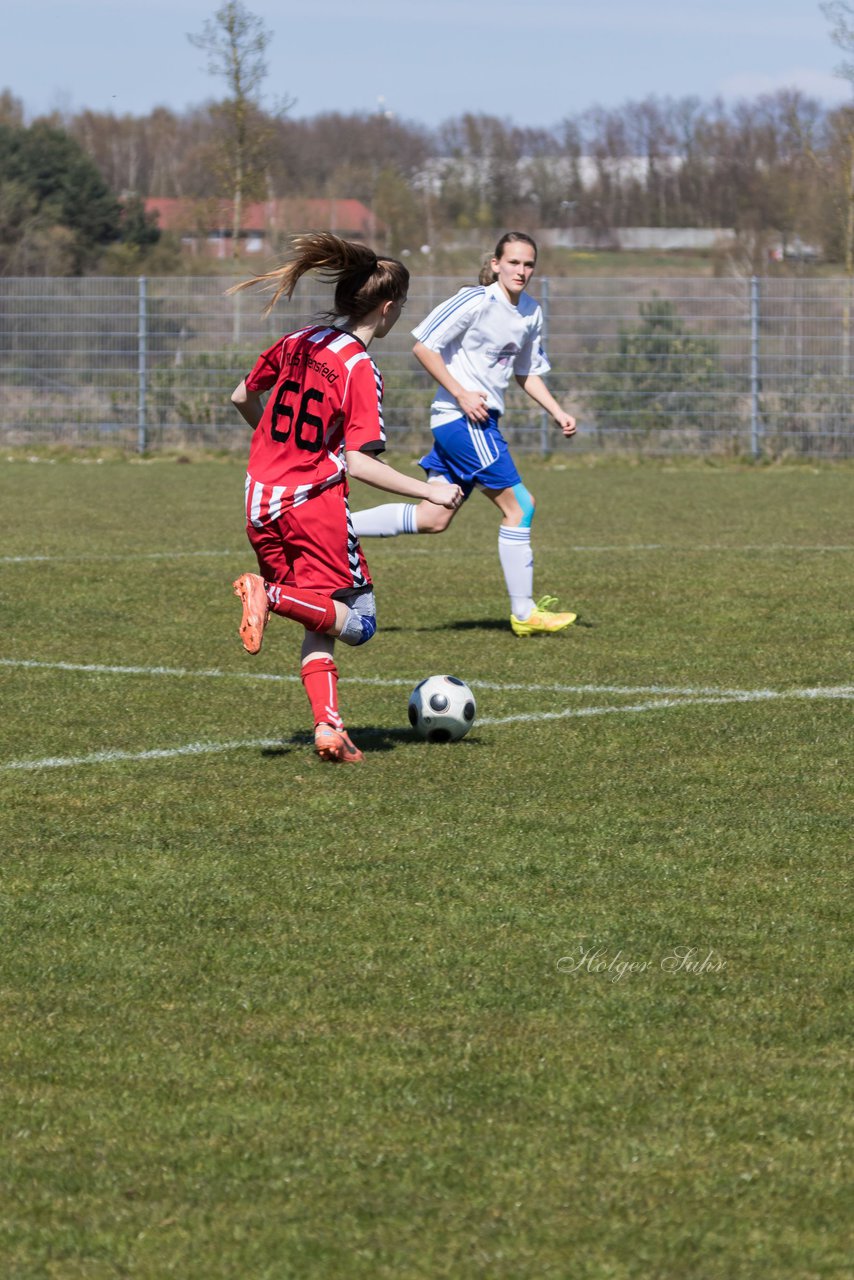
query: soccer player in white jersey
[{"left": 352, "top": 231, "right": 578, "bottom": 636}]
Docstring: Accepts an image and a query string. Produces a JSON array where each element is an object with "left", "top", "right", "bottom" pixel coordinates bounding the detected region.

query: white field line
[
  {"left": 4, "top": 657, "right": 851, "bottom": 703},
  {"left": 1, "top": 657, "right": 851, "bottom": 772},
  {"left": 1, "top": 739, "right": 286, "bottom": 771},
  {"left": 478, "top": 687, "right": 854, "bottom": 727},
  {"left": 563, "top": 544, "right": 854, "bottom": 553},
  {"left": 0, "top": 550, "right": 238, "bottom": 564},
  {"left": 2, "top": 544, "right": 853, "bottom": 565}
]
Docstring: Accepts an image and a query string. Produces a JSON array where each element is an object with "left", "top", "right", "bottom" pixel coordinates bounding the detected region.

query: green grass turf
[{"left": 0, "top": 457, "right": 851, "bottom": 1279}]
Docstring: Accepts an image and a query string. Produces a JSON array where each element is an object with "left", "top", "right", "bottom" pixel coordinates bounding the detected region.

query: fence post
[
  {"left": 749, "top": 274, "right": 761, "bottom": 459},
  {"left": 540, "top": 275, "right": 550, "bottom": 456},
  {"left": 232, "top": 284, "right": 242, "bottom": 346},
  {"left": 137, "top": 276, "right": 148, "bottom": 455}
]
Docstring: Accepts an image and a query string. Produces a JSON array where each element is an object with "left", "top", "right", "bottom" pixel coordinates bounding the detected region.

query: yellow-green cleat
[{"left": 510, "top": 595, "right": 577, "bottom": 637}]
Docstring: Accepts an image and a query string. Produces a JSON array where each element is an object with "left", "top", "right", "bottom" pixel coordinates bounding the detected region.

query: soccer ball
[{"left": 408, "top": 675, "right": 476, "bottom": 743}]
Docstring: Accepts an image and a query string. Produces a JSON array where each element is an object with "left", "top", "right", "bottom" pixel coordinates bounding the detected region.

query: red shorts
[{"left": 246, "top": 485, "right": 372, "bottom": 597}]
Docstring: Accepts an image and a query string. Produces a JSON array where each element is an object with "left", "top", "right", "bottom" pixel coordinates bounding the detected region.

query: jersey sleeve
[
  {"left": 411, "top": 287, "right": 485, "bottom": 353},
  {"left": 513, "top": 306, "right": 552, "bottom": 378},
  {"left": 341, "top": 353, "right": 386, "bottom": 455},
  {"left": 244, "top": 339, "right": 285, "bottom": 392}
]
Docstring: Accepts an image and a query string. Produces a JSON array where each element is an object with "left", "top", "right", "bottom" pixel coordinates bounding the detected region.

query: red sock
[
  {"left": 265, "top": 582, "right": 336, "bottom": 633},
  {"left": 301, "top": 657, "right": 343, "bottom": 730}
]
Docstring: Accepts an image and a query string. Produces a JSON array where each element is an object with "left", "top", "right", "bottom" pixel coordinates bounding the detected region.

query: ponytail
[{"left": 227, "top": 232, "right": 408, "bottom": 321}]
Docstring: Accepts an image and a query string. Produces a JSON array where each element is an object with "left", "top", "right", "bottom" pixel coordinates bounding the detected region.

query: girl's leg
[
  {"left": 483, "top": 485, "right": 576, "bottom": 636},
  {"left": 300, "top": 631, "right": 341, "bottom": 728},
  {"left": 300, "top": 631, "right": 364, "bottom": 764},
  {"left": 484, "top": 485, "right": 536, "bottom": 621},
  {"left": 232, "top": 573, "right": 337, "bottom": 654},
  {"left": 352, "top": 478, "right": 459, "bottom": 538},
  {"left": 236, "top": 501, "right": 359, "bottom": 654},
  {"left": 233, "top": 570, "right": 364, "bottom": 656},
  {"left": 232, "top": 577, "right": 362, "bottom": 759},
  {"left": 300, "top": 594, "right": 377, "bottom": 762}
]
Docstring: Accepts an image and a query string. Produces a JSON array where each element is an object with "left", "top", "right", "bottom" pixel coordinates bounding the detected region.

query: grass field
[{"left": 1, "top": 456, "right": 851, "bottom": 1280}]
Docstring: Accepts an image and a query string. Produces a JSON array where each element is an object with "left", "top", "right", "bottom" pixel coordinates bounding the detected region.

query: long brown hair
[
  {"left": 478, "top": 231, "right": 538, "bottom": 285},
  {"left": 228, "top": 232, "right": 409, "bottom": 320}
]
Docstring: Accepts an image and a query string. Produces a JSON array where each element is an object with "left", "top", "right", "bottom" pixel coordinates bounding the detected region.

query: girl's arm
[
  {"left": 515, "top": 373, "right": 577, "bottom": 438},
  {"left": 346, "top": 449, "right": 461, "bottom": 509},
  {"left": 412, "top": 341, "right": 489, "bottom": 423},
  {"left": 231, "top": 379, "right": 266, "bottom": 430}
]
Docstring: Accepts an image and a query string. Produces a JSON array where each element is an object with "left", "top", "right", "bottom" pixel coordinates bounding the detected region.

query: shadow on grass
[
  {"left": 382, "top": 615, "right": 595, "bottom": 634},
  {"left": 381, "top": 618, "right": 508, "bottom": 634},
  {"left": 261, "top": 725, "right": 485, "bottom": 759}
]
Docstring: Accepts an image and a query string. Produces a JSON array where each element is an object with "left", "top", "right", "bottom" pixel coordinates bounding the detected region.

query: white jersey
[{"left": 412, "top": 281, "right": 551, "bottom": 427}]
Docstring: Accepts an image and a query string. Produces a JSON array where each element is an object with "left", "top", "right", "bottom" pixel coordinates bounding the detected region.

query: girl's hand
[
  {"left": 427, "top": 483, "right": 464, "bottom": 510},
  {"left": 458, "top": 388, "right": 489, "bottom": 423},
  {"left": 555, "top": 411, "right": 577, "bottom": 438}
]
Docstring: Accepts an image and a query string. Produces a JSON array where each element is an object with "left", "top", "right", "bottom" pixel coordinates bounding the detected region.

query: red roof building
[{"left": 145, "top": 197, "right": 384, "bottom": 257}]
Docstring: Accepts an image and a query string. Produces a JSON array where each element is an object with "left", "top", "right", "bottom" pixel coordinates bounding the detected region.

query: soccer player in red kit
[{"left": 229, "top": 233, "right": 462, "bottom": 764}]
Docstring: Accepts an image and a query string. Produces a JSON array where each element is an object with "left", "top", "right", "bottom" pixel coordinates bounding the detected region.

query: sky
[{"left": 1, "top": 0, "right": 849, "bottom": 129}]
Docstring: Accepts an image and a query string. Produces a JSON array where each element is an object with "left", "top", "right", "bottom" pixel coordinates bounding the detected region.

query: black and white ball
[{"left": 408, "top": 675, "right": 476, "bottom": 743}]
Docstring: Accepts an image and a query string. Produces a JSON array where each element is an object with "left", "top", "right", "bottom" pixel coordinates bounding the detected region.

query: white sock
[
  {"left": 352, "top": 504, "right": 418, "bottom": 538},
  {"left": 499, "top": 526, "right": 534, "bottom": 619}
]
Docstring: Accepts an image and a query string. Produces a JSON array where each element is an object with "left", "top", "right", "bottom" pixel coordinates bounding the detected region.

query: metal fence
[{"left": 1, "top": 275, "right": 852, "bottom": 458}]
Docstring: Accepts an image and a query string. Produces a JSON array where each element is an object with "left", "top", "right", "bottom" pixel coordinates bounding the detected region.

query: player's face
[{"left": 492, "top": 242, "right": 537, "bottom": 302}]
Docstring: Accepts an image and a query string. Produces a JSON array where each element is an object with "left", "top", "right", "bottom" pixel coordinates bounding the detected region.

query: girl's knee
[
  {"left": 336, "top": 590, "right": 377, "bottom": 646},
  {"left": 338, "top": 611, "right": 376, "bottom": 646},
  {"left": 418, "top": 503, "right": 455, "bottom": 534}
]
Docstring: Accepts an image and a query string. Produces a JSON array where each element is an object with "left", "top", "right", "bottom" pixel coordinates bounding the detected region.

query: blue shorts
[{"left": 418, "top": 413, "right": 522, "bottom": 498}]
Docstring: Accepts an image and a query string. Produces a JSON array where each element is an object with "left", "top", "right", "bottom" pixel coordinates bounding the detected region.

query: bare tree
[
  {"left": 822, "top": 1, "right": 854, "bottom": 79},
  {"left": 0, "top": 90, "right": 25, "bottom": 129},
  {"left": 822, "top": 1, "right": 854, "bottom": 272},
  {"left": 188, "top": 1, "right": 283, "bottom": 254},
  {"left": 821, "top": 2, "right": 854, "bottom": 374}
]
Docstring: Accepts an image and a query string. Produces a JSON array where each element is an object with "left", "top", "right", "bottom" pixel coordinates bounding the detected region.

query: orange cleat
[
  {"left": 232, "top": 572, "right": 269, "bottom": 654},
  {"left": 314, "top": 723, "right": 364, "bottom": 764}
]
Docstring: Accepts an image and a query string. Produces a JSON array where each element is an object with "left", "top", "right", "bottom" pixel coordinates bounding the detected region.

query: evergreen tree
[
  {"left": 0, "top": 121, "right": 121, "bottom": 272},
  {"left": 589, "top": 297, "right": 737, "bottom": 438}
]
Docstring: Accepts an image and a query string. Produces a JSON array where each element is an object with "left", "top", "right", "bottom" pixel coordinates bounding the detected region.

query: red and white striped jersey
[{"left": 243, "top": 325, "right": 386, "bottom": 528}]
